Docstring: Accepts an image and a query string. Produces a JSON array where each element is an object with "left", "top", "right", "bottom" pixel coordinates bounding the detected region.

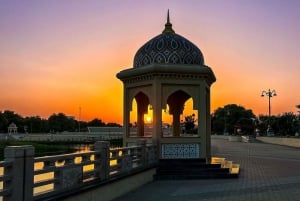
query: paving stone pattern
[{"left": 113, "top": 138, "right": 300, "bottom": 201}]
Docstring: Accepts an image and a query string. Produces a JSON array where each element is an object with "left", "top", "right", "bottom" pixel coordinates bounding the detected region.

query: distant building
[{"left": 8, "top": 122, "right": 18, "bottom": 134}]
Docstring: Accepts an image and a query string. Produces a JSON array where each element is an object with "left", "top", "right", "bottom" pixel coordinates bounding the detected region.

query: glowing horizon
[{"left": 1, "top": 1, "right": 300, "bottom": 124}]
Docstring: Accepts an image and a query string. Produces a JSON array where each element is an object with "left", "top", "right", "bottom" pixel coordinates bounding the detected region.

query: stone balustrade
[
  {"left": 2, "top": 132, "right": 123, "bottom": 142},
  {"left": 0, "top": 140, "right": 157, "bottom": 201}
]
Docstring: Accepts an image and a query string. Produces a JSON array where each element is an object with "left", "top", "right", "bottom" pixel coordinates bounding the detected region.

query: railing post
[
  {"left": 23, "top": 146, "right": 35, "bottom": 201},
  {"left": 94, "top": 141, "right": 110, "bottom": 180},
  {"left": 137, "top": 139, "right": 147, "bottom": 167},
  {"left": 4, "top": 145, "right": 34, "bottom": 201},
  {"left": 121, "top": 155, "right": 132, "bottom": 173},
  {"left": 147, "top": 143, "right": 158, "bottom": 165}
]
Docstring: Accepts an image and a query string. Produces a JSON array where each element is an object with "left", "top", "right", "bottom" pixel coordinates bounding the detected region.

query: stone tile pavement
[{"left": 112, "top": 137, "right": 300, "bottom": 201}]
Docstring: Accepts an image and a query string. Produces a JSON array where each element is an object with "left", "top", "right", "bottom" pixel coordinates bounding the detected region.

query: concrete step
[
  {"left": 156, "top": 168, "right": 231, "bottom": 176},
  {"left": 153, "top": 172, "right": 238, "bottom": 180},
  {"left": 153, "top": 158, "right": 239, "bottom": 180}
]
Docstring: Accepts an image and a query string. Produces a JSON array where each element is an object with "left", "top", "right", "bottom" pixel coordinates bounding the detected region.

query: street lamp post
[{"left": 261, "top": 89, "right": 277, "bottom": 136}]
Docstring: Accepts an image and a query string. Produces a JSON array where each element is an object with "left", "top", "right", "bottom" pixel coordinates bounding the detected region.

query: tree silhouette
[
  {"left": 48, "top": 113, "right": 76, "bottom": 132},
  {"left": 24, "top": 116, "right": 49, "bottom": 133},
  {"left": 184, "top": 114, "right": 196, "bottom": 134},
  {"left": 211, "top": 104, "right": 255, "bottom": 135},
  {"left": 0, "top": 110, "right": 122, "bottom": 133},
  {"left": 87, "top": 118, "right": 105, "bottom": 127}
]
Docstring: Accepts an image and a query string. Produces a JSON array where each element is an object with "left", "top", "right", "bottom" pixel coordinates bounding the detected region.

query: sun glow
[{"left": 145, "top": 116, "right": 152, "bottom": 123}]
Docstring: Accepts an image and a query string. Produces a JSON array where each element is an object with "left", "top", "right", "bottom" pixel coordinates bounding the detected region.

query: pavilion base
[{"left": 153, "top": 158, "right": 239, "bottom": 180}]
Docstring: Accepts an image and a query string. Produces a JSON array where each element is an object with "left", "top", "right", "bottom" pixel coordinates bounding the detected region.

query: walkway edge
[{"left": 62, "top": 169, "right": 156, "bottom": 201}]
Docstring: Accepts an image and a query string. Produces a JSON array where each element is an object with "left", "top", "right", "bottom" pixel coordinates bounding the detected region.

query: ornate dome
[{"left": 133, "top": 12, "right": 204, "bottom": 68}]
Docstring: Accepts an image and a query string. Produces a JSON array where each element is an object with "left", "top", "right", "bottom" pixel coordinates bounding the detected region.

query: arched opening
[
  {"left": 181, "top": 98, "right": 198, "bottom": 136},
  {"left": 162, "top": 90, "right": 198, "bottom": 137},
  {"left": 129, "top": 92, "right": 152, "bottom": 137}
]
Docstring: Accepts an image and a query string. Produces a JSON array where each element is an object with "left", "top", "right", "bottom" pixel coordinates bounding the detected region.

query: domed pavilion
[{"left": 116, "top": 12, "right": 216, "bottom": 160}]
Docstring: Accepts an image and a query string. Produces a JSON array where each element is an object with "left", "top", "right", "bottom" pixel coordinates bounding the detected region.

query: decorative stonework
[
  {"left": 161, "top": 143, "right": 200, "bottom": 159},
  {"left": 122, "top": 73, "right": 208, "bottom": 84},
  {"left": 134, "top": 34, "right": 204, "bottom": 68},
  {"left": 62, "top": 167, "right": 82, "bottom": 188}
]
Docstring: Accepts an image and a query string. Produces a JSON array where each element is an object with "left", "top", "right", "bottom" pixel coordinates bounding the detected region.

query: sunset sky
[{"left": 1, "top": 0, "right": 299, "bottom": 124}]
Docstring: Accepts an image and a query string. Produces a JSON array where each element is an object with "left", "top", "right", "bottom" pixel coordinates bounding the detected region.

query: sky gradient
[{"left": 1, "top": 0, "right": 299, "bottom": 123}]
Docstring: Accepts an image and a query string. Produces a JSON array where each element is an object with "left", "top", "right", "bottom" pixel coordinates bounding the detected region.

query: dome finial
[
  {"left": 162, "top": 9, "right": 175, "bottom": 34},
  {"left": 167, "top": 9, "right": 170, "bottom": 24}
]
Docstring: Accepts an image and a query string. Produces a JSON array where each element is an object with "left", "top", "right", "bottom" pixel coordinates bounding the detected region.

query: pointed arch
[
  {"left": 162, "top": 86, "right": 199, "bottom": 111},
  {"left": 162, "top": 90, "right": 199, "bottom": 137},
  {"left": 167, "top": 90, "right": 191, "bottom": 114},
  {"left": 129, "top": 88, "right": 153, "bottom": 111},
  {"left": 129, "top": 91, "right": 152, "bottom": 137}
]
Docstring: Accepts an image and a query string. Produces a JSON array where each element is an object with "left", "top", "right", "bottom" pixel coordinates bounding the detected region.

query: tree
[
  {"left": 1, "top": 110, "right": 24, "bottom": 132},
  {"left": 296, "top": 105, "right": 300, "bottom": 135},
  {"left": 270, "top": 112, "right": 299, "bottom": 136},
  {"left": 106, "top": 122, "right": 122, "bottom": 127},
  {"left": 183, "top": 114, "right": 196, "bottom": 134},
  {"left": 296, "top": 105, "right": 300, "bottom": 116},
  {"left": 0, "top": 110, "right": 123, "bottom": 133},
  {"left": 48, "top": 113, "right": 76, "bottom": 133},
  {"left": 281, "top": 112, "right": 298, "bottom": 135},
  {"left": 24, "top": 116, "right": 49, "bottom": 133},
  {"left": 0, "top": 112, "right": 8, "bottom": 132},
  {"left": 257, "top": 112, "right": 300, "bottom": 136},
  {"left": 87, "top": 118, "right": 105, "bottom": 127},
  {"left": 211, "top": 104, "right": 256, "bottom": 135}
]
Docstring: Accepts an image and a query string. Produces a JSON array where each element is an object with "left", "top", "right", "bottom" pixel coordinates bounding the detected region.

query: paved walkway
[{"left": 113, "top": 137, "right": 300, "bottom": 201}]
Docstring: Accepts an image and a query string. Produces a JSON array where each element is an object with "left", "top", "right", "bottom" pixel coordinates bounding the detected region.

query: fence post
[
  {"left": 137, "top": 139, "right": 147, "bottom": 167},
  {"left": 4, "top": 145, "right": 35, "bottom": 201},
  {"left": 121, "top": 154, "right": 132, "bottom": 173},
  {"left": 23, "top": 146, "right": 35, "bottom": 201},
  {"left": 94, "top": 141, "right": 110, "bottom": 180}
]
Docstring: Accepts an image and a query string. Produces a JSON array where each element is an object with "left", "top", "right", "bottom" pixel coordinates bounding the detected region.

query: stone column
[
  {"left": 152, "top": 80, "right": 163, "bottom": 158},
  {"left": 137, "top": 106, "right": 145, "bottom": 137},
  {"left": 199, "top": 84, "right": 208, "bottom": 158},
  {"left": 169, "top": 100, "right": 184, "bottom": 137},
  {"left": 206, "top": 88, "right": 212, "bottom": 159},
  {"left": 152, "top": 80, "right": 161, "bottom": 153},
  {"left": 4, "top": 145, "right": 34, "bottom": 201},
  {"left": 172, "top": 109, "right": 181, "bottom": 137},
  {"left": 137, "top": 139, "right": 147, "bottom": 167},
  {"left": 123, "top": 86, "right": 129, "bottom": 146},
  {"left": 94, "top": 141, "right": 110, "bottom": 181}
]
